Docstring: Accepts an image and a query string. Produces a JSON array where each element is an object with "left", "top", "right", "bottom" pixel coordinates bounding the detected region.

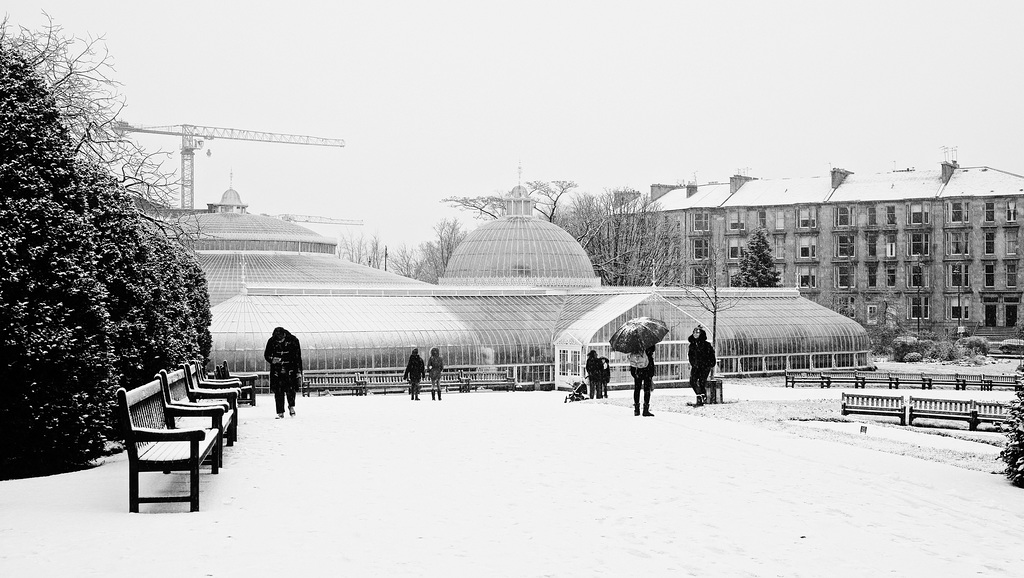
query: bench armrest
[
  {"left": 200, "top": 378, "right": 243, "bottom": 387},
  {"left": 132, "top": 426, "right": 208, "bottom": 442},
  {"left": 167, "top": 404, "right": 225, "bottom": 419},
  {"left": 192, "top": 389, "right": 239, "bottom": 406}
]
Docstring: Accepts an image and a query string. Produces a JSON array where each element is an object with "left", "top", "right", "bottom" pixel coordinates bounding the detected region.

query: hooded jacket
[
  {"left": 687, "top": 328, "right": 716, "bottom": 370},
  {"left": 403, "top": 349, "right": 425, "bottom": 382},
  {"left": 264, "top": 327, "right": 303, "bottom": 376}
]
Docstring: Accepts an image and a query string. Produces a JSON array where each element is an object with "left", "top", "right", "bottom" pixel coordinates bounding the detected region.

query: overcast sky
[{"left": 6, "top": 1, "right": 1024, "bottom": 247}]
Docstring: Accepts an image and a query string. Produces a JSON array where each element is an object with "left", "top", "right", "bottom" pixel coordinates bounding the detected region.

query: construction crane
[
  {"left": 270, "top": 214, "right": 363, "bottom": 226},
  {"left": 112, "top": 121, "right": 345, "bottom": 209}
]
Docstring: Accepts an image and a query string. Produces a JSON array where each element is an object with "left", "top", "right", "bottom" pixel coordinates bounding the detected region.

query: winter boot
[
  {"left": 289, "top": 406, "right": 296, "bottom": 417},
  {"left": 431, "top": 391, "right": 436, "bottom": 400},
  {"left": 642, "top": 404, "right": 654, "bottom": 417},
  {"left": 437, "top": 391, "right": 441, "bottom": 401},
  {"left": 634, "top": 403, "right": 641, "bottom": 416},
  {"left": 276, "top": 413, "right": 284, "bottom": 419}
]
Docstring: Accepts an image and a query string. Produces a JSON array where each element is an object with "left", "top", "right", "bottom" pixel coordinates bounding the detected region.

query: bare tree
[
  {"left": 419, "top": 218, "right": 466, "bottom": 283},
  {"left": 2, "top": 14, "right": 178, "bottom": 208},
  {"left": 389, "top": 244, "right": 424, "bottom": 278},
  {"left": 678, "top": 229, "right": 739, "bottom": 350},
  {"left": 527, "top": 180, "right": 577, "bottom": 223},
  {"left": 441, "top": 194, "right": 506, "bottom": 220},
  {"left": 559, "top": 189, "right": 682, "bottom": 286},
  {"left": 338, "top": 232, "right": 370, "bottom": 265}
]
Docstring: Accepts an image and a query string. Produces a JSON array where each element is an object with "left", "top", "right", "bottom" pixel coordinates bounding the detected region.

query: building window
[
  {"left": 1007, "top": 230, "right": 1018, "bottom": 255},
  {"left": 1008, "top": 262, "right": 1018, "bottom": 288},
  {"left": 728, "top": 210, "right": 744, "bottom": 231},
  {"left": 950, "top": 263, "right": 969, "bottom": 287},
  {"left": 985, "top": 263, "right": 996, "bottom": 287},
  {"left": 835, "top": 295, "right": 856, "bottom": 318},
  {"left": 866, "top": 232, "right": 878, "bottom": 257},
  {"left": 798, "top": 207, "right": 817, "bottom": 228},
  {"left": 835, "top": 206, "right": 852, "bottom": 227},
  {"left": 1008, "top": 201, "right": 1018, "bottom": 223},
  {"left": 885, "top": 205, "right": 897, "bottom": 226},
  {"left": 907, "top": 264, "right": 928, "bottom": 288},
  {"left": 886, "top": 265, "right": 897, "bottom": 287},
  {"left": 692, "top": 267, "right": 709, "bottom": 286},
  {"left": 797, "top": 266, "right": 817, "bottom": 288},
  {"left": 757, "top": 209, "right": 767, "bottom": 229},
  {"left": 728, "top": 238, "right": 745, "bottom": 259},
  {"left": 799, "top": 236, "right": 816, "bottom": 258},
  {"left": 835, "top": 235, "right": 856, "bottom": 258},
  {"left": 775, "top": 210, "right": 785, "bottom": 230},
  {"left": 835, "top": 265, "right": 854, "bottom": 289},
  {"left": 948, "top": 201, "right": 968, "bottom": 223},
  {"left": 885, "top": 233, "right": 897, "bottom": 258},
  {"left": 908, "top": 202, "right": 929, "bottom": 225},
  {"left": 950, "top": 300, "right": 970, "bottom": 321},
  {"left": 867, "top": 263, "right": 878, "bottom": 287},
  {"left": 867, "top": 207, "right": 877, "bottom": 226},
  {"left": 908, "top": 232, "right": 930, "bottom": 257},
  {"left": 985, "top": 201, "right": 995, "bottom": 222},
  {"left": 692, "top": 238, "right": 709, "bottom": 260},
  {"left": 985, "top": 231, "right": 996, "bottom": 255},
  {"left": 692, "top": 212, "right": 710, "bottom": 232},
  {"left": 774, "top": 237, "right": 785, "bottom": 259},
  {"left": 909, "top": 296, "right": 930, "bottom": 320},
  {"left": 947, "top": 231, "right": 969, "bottom": 255},
  {"left": 866, "top": 304, "right": 879, "bottom": 325}
]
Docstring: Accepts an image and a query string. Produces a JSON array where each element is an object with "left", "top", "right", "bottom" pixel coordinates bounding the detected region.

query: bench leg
[
  {"left": 191, "top": 461, "right": 201, "bottom": 512},
  {"left": 129, "top": 463, "right": 140, "bottom": 513}
]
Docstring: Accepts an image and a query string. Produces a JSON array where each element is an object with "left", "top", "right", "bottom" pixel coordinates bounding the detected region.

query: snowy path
[{"left": 2, "top": 391, "right": 1023, "bottom": 577}]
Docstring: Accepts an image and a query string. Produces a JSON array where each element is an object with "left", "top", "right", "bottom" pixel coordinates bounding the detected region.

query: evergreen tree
[
  {"left": 1000, "top": 389, "right": 1024, "bottom": 487},
  {"left": 731, "top": 227, "right": 781, "bottom": 287}
]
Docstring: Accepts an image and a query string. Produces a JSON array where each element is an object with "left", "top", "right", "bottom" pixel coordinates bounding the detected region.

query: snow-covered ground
[{"left": 2, "top": 380, "right": 1023, "bottom": 577}]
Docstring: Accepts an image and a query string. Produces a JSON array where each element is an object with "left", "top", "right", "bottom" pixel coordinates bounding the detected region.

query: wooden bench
[
  {"left": 821, "top": 371, "right": 859, "bottom": 388},
  {"left": 460, "top": 370, "right": 515, "bottom": 392},
  {"left": 982, "top": 374, "right": 1021, "bottom": 391},
  {"left": 302, "top": 372, "right": 367, "bottom": 396},
  {"left": 159, "top": 368, "right": 238, "bottom": 449},
  {"left": 840, "top": 392, "right": 906, "bottom": 425},
  {"left": 907, "top": 397, "right": 976, "bottom": 429},
  {"left": 784, "top": 371, "right": 822, "bottom": 387},
  {"left": 887, "top": 371, "right": 927, "bottom": 389},
  {"left": 363, "top": 373, "right": 411, "bottom": 394},
  {"left": 852, "top": 371, "right": 891, "bottom": 388},
  {"left": 187, "top": 360, "right": 254, "bottom": 403},
  {"left": 180, "top": 364, "right": 241, "bottom": 444},
  {"left": 116, "top": 380, "right": 223, "bottom": 512},
  {"left": 919, "top": 373, "right": 958, "bottom": 389},
  {"left": 974, "top": 400, "right": 1010, "bottom": 428},
  {"left": 955, "top": 373, "right": 988, "bottom": 391}
]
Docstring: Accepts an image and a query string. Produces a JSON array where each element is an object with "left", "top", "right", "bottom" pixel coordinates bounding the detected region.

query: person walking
[
  {"left": 688, "top": 326, "right": 716, "bottom": 407},
  {"left": 427, "top": 347, "right": 444, "bottom": 401},
  {"left": 629, "top": 346, "right": 656, "bottom": 416},
  {"left": 584, "top": 350, "right": 605, "bottom": 399},
  {"left": 403, "top": 348, "right": 425, "bottom": 401},
  {"left": 264, "top": 326, "right": 303, "bottom": 419}
]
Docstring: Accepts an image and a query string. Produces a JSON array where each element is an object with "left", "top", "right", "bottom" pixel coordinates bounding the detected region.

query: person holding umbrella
[
  {"left": 610, "top": 317, "right": 668, "bottom": 417},
  {"left": 688, "top": 326, "right": 716, "bottom": 406}
]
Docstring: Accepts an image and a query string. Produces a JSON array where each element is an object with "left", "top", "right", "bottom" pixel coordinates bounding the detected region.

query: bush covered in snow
[{"left": 1000, "top": 390, "right": 1024, "bottom": 487}]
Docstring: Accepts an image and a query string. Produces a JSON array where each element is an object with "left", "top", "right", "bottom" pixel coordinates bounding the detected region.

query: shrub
[
  {"left": 927, "top": 340, "right": 964, "bottom": 362},
  {"left": 1000, "top": 340, "right": 1024, "bottom": 355},
  {"left": 891, "top": 336, "right": 918, "bottom": 362},
  {"left": 904, "top": 352, "right": 923, "bottom": 363},
  {"left": 1000, "top": 389, "right": 1024, "bottom": 487},
  {"left": 958, "top": 336, "right": 989, "bottom": 356}
]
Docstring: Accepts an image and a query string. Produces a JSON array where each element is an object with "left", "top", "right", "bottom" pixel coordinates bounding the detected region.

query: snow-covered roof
[
  {"left": 939, "top": 166, "right": 1024, "bottom": 198},
  {"left": 656, "top": 182, "right": 731, "bottom": 210},
  {"left": 723, "top": 175, "right": 833, "bottom": 207},
  {"left": 826, "top": 170, "right": 945, "bottom": 203}
]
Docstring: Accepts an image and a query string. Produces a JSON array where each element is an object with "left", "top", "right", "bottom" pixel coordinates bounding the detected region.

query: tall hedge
[
  {"left": 1000, "top": 389, "right": 1024, "bottom": 487},
  {"left": 0, "top": 47, "right": 211, "bottom": 479}
]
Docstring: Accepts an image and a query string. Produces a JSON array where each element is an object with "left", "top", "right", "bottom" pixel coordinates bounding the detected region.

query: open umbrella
[{"left": 609, "top": 317, "right": 669, "bottom": 354}]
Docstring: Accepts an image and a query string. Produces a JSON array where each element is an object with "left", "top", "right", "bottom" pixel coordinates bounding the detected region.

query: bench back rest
[
  {"left": 956, "top": 373, "right": 984, "bottom": 383},
  {"left": 841, "top": 392, "right": 903, "bottom": 408},
  {"left": 158, "top": 368, "right": 193, "bottom": 406},
  {"left": 974, "top": 400, "right": 1009, "bottom": 418},
  {"left": 908, "top": 396, "right": 973, "bottom": 412},
  {"left": 304, "top": 372, "right": 360, "bottom": 385},
  {"left": 985, "top": 374, "right": 1017, "bottom": 384},
  {"left": 117, "top": 380, "right": 170, "bottom": 460}
]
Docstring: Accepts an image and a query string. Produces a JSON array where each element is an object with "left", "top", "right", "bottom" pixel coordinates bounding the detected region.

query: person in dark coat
[
  {"left": 427, "top": 347, "right": 444, "bottom": 401},
  {"left": 403, "top": 348, "right": 425, "bottom": 401},
  {"left": 264, "top": 326, "right": 303, "bottom": 418},
  {"left": 688, "top": 326, "right": 717, "bottom": 406},
  {"left": 584, "top": 350, "right": 606, "bottom": 399},
  {"left": 629, "top": 346, "right": 656, "bottom": 417},
  {"left": 214, "top": 360, "right": 231, "bottom": 380}
]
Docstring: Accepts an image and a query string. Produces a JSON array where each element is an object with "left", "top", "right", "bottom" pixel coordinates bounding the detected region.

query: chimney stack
[
  {"left": 730, "top": 174, "right": 754, "bottom": 194},
  {"left": 686, "top": 183, "right": 698, "bottom": 198},
  {"left": 941, "top": 160, "right": 959, "bottom": 184},
  {"left": 831, "top": 168, "right": 852, "bottom": 189},
  {"left": 649, "top": 184, "right": 676, "bottom": 203}
]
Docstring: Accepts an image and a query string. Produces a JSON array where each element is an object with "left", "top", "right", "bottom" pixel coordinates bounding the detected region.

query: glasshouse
[
  {"left": 209, "top": 285, "right": 870, "bottom": 388},
  {"left": 203, "top": 184, "right": 871, "bottom": 388}
]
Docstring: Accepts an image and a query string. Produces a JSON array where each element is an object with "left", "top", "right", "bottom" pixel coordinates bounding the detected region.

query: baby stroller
[{"left": 564, "top": 380, "right": 588, "bottom": 403}]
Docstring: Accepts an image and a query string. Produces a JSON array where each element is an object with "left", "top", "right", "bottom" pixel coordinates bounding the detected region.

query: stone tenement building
[{"left": 652, "top": 161, "right": 1024, "bottom": 339}]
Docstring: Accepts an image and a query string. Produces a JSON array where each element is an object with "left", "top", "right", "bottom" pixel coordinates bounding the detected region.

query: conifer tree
[
  {"left": 1000, "top": 389, "right": 1024, "bottom": 487},
  {"left": 731, "top": 227, "right": 781, "bottom": 287}
]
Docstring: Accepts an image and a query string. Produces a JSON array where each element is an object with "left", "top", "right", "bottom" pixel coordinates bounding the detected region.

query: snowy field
[{"left": 2, "top": 376, "right": 1024, "bottom": 577}]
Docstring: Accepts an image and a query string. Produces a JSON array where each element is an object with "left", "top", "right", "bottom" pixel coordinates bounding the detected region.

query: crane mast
[{"left": 112, "top": 121, "right": 345, "bottom": 209}]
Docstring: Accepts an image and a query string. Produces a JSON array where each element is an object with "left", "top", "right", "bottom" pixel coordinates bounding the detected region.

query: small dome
[
  {"left": 440, "top": 216, "right": 599, "bottom": 287},
  {"left": 510, "top": 184, "right": 529, "bottom": 198},
  {"left": 220, "top": 188, "right": 243, "bottom": 205}
]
